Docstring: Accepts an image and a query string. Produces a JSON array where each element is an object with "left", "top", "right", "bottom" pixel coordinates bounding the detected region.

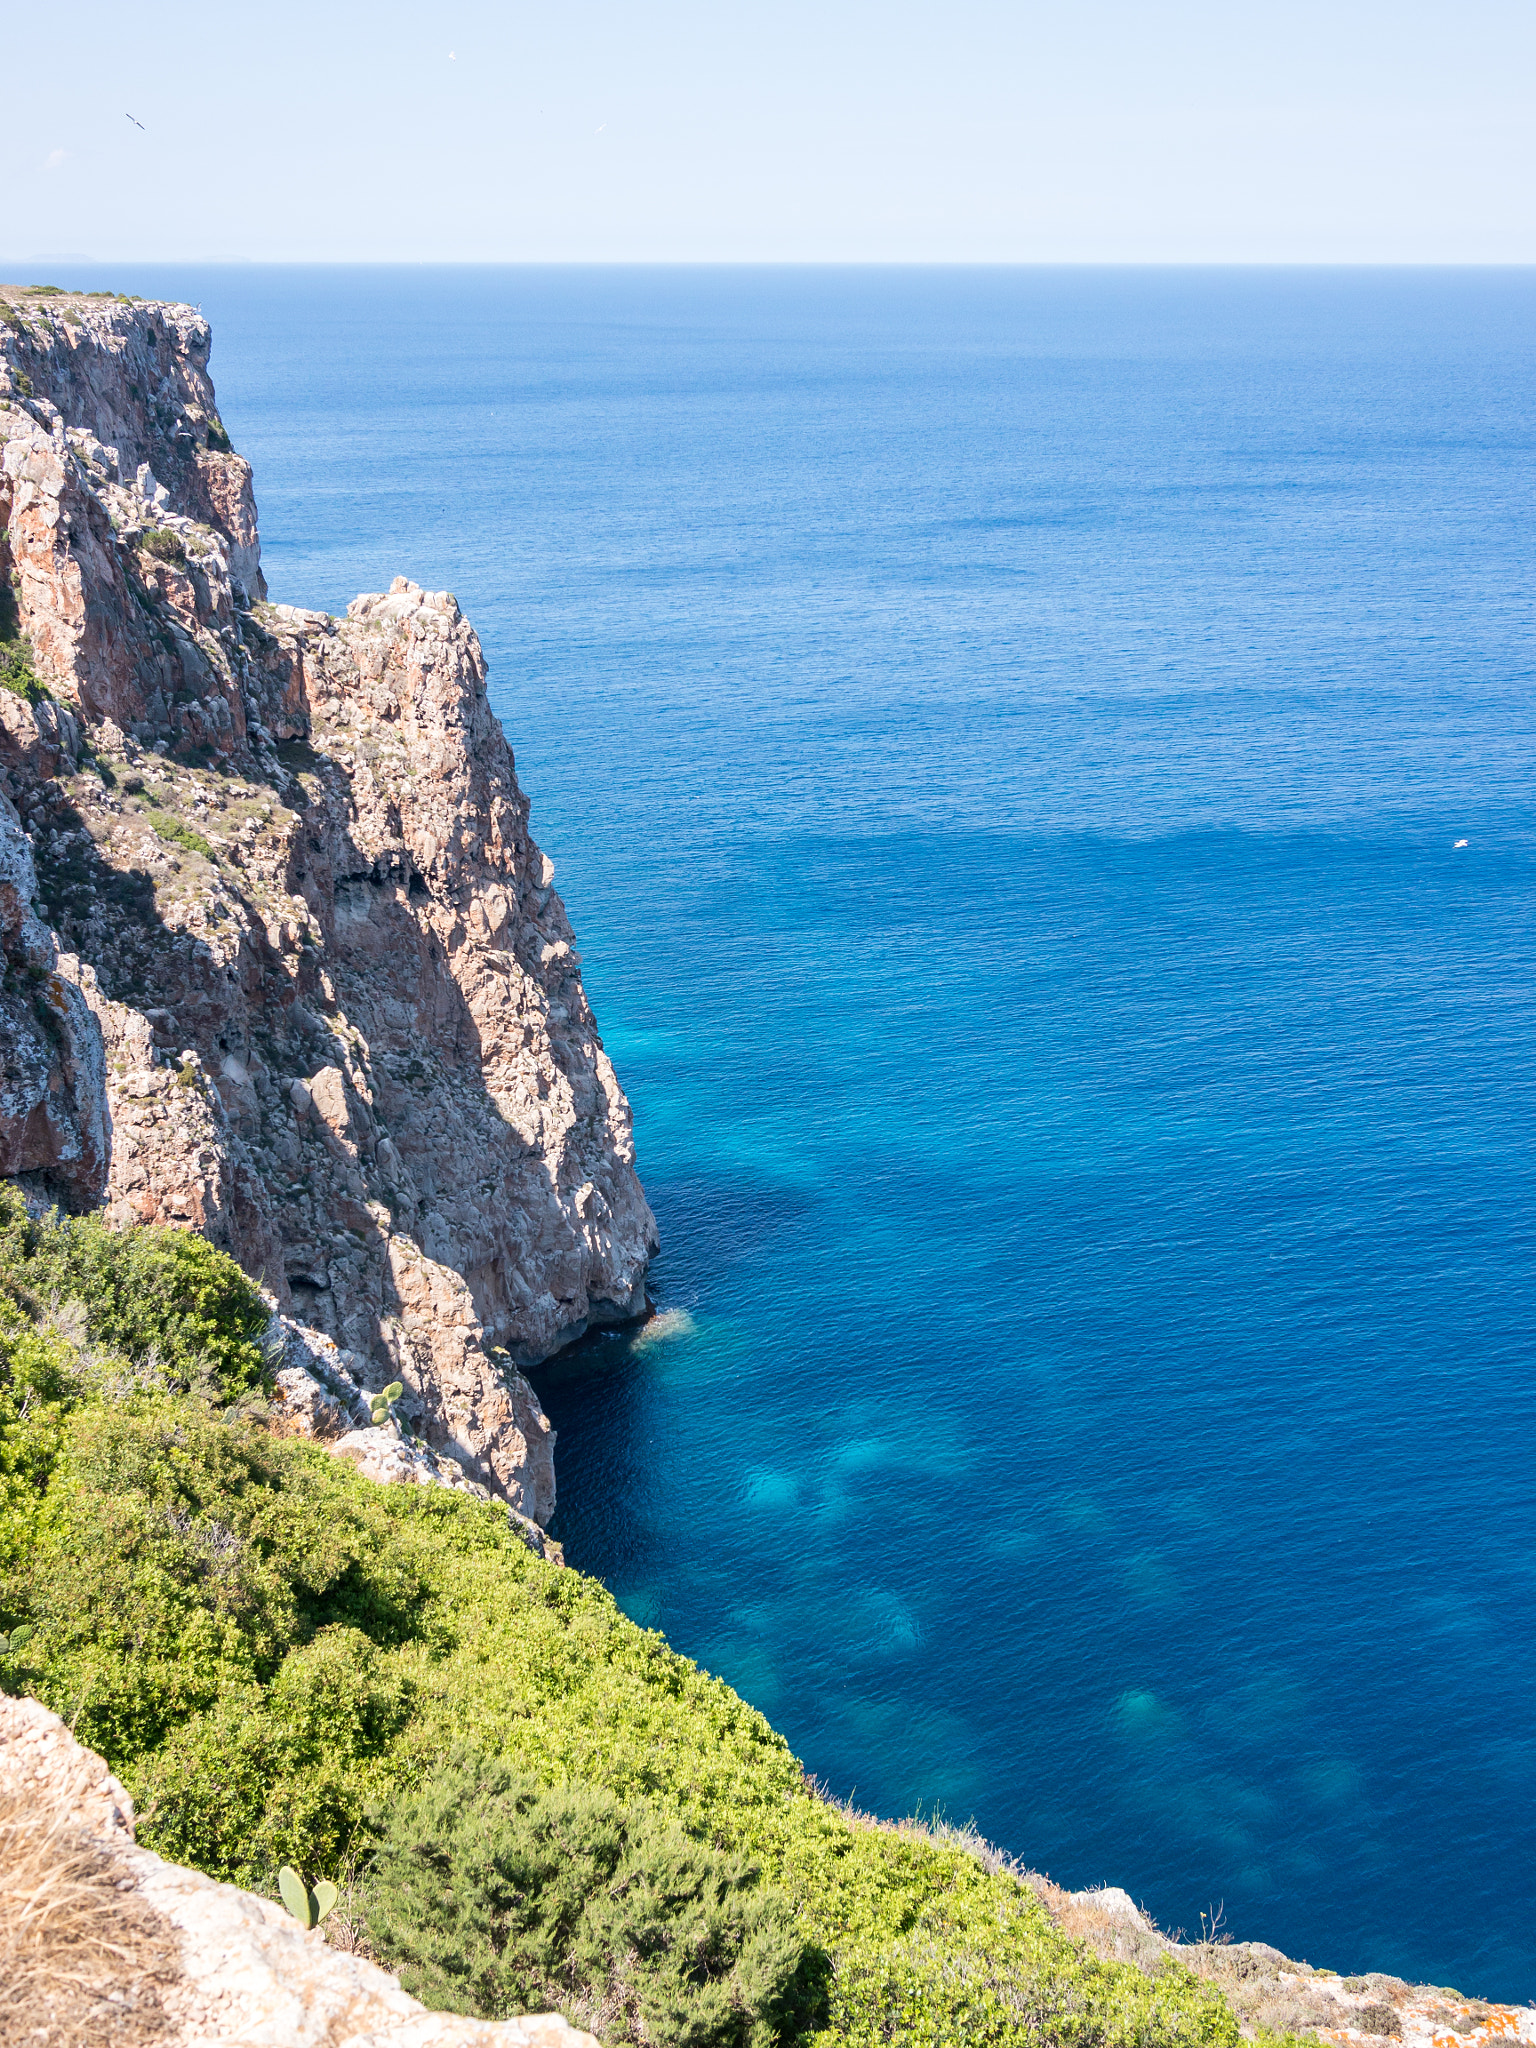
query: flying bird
[{"left": 126, "top": 113, "right": 146, "bottom": 130}]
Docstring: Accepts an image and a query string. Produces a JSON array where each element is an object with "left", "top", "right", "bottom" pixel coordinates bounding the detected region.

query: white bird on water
[{"left": 1454, "top": 839, "right": 1468, "bottom": 849}]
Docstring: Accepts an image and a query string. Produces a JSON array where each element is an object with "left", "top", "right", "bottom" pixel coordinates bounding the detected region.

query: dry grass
[
  {"left": 314, "top": 1869, "right": 384, "bottom": 1968},
  {"left": 0, "top": 1789, "right": 179, "bottom": 2046},
  {"left": 1177, "top": 1946, "right": 1404, "bottom": 2039},
  {"left": 1027, "top": 1878, "right": 1176, "bottom": 1975}
]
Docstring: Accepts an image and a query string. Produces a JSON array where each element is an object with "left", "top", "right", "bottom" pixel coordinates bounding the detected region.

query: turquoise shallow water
[{"left": 67, "top": 265, "right": 1536, "bottom": 1995}]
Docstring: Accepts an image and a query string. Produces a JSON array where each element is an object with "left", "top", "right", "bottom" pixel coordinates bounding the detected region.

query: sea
[{"left": 52, "top": 264, "right": 1536, "bottom": 1997}]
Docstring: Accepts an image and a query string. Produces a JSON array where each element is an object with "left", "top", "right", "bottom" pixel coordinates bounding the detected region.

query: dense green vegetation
[
  {"left": 0, "top": 1187, "right": 1240, "bottom": 2048},
  {"left": 367, "top": 1759, "right": 819, "bottom": 2046}
]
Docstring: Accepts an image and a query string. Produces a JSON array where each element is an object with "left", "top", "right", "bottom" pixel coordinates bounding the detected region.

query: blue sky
[{"left": 5, "top": 0, "right": 1533, "bottom": 262}]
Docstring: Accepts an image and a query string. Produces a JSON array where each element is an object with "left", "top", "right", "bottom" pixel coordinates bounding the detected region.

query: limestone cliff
[{"left": 0, "top": 285, "right": 657, "bottom": 1521}]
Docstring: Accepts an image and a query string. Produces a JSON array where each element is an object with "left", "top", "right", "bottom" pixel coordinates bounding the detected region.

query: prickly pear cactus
[
  {"left": 368, "top": 1380, "right": 404, "bottom": 1426},
  {"left": 278, "top": 1864, "right": 339, "bottom": 1928}
]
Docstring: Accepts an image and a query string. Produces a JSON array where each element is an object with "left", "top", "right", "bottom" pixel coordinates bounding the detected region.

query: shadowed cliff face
[{"left": 0, "top": 287, "right": 658, "bottom": 1522}]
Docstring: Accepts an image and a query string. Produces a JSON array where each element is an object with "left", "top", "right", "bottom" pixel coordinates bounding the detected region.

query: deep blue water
[{"left": 61, "top": 265, "right": 1536, "bottom": 1996}]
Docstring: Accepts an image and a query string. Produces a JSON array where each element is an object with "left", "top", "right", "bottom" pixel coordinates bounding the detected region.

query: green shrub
[
  {"left": 823, "top": 1890, "right": 1227, "bottom": 2048},
  {"left": 139, "top": 526, "right": 186, "bottom": 565},
  {"left": 0, "top": 1301, "right": 86, "bottom": 1577},
  {"left": 205, "top": 417, "right": 232, "bottom": 454},
  {"left": 0, "top": 1185, "right": 268, "bottom": 1402},
  {"left": 0, "top": 638, "right": 46, "bottom": 706},
  {"left": 147, "top": 809, "right": 215, "bottom": 861},
  {"left": 365, "top": 1756, "right": 821, "bottom": 2046}
]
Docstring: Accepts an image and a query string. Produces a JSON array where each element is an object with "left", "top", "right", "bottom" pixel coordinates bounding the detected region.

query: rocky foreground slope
[
  {"left": 1, "top": 1691, "right": 598, "bottom": 2047},
  {"left": 0, "top": 284, "right": 656, "bottom": 1521}
]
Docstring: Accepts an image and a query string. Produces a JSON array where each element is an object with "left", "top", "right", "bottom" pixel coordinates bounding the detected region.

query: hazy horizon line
[{"left": 6, "top": 256, "right": 1536, "bottom": 273}]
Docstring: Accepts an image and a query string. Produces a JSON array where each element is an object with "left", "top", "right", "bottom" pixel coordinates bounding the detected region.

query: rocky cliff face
[{"left": 0, "top": 285, "right": 657, "bottom": 1521}]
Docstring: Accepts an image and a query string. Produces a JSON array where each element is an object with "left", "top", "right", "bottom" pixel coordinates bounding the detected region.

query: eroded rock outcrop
[
  {"left": 266, "top": 1310, "right": 562, "bottom": 1557},
  {"left": 1033, "top": 1880, "right": 1536, "bottom": 2048},
  {"left": 0, "top": 1692, "right": 599, "bottom": 2047},
  {"left": 0, "top": 286, "right": 657, "bottom": 1521}
]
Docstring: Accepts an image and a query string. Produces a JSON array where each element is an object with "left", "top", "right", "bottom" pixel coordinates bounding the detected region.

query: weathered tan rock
[
  {"left": 0, "top": 286, "right": 658, "bottom": 1521},
  {"left": 0, "top": 1693, "right": 599, "bottom": 2048},
  {"left": 1034, "top": 1872, "right": 1536, "bottom": 2048},
  {"left": 271, "top": 1361, "right": 355, "bottom": 1440},
  {"left": 139, "top": 1855, "right": 602, "bottom": 2048},
  {"left": 263, "top": 1313, "right": 562, "bottom": 1556},
  {"left": 0, "top": 1687, "right": 138, "bottom": 1841}
]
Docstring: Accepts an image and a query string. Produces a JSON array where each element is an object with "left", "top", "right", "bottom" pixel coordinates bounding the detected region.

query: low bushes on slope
[
  {"left": 366, "top": 1758, "right": 820, "bottom": 2046},
  {"left": 0, "top": 1192, "right": 1239, "bottom": 2048},
  {"left": 0, "top": 1189, "right": 267, "bottom": 1402}
]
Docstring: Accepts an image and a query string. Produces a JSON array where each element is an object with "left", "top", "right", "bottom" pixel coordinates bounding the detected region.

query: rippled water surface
[{"left": 74, "top": 265, "right": 1536, "bottom": 1995}]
